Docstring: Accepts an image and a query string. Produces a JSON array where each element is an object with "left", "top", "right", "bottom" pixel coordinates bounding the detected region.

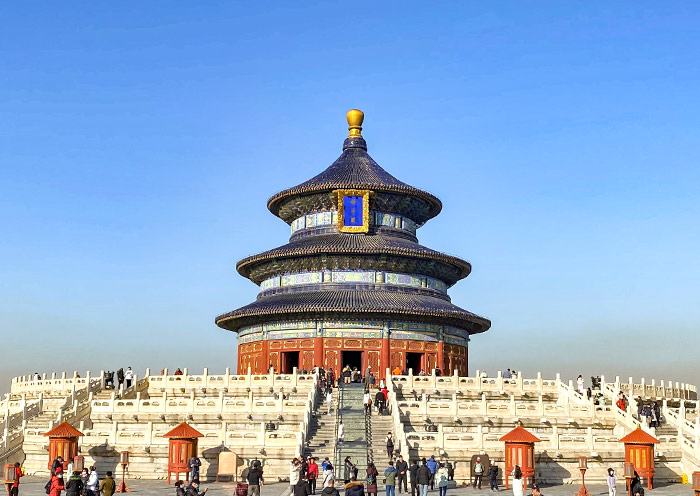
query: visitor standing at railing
[
  {"left": 577, "top": 375, "right": 585, "bottom": 394},
  {"left": 124, "top": 367, "right": 134, "bottom": 388},
  {"left": 117, "top": 368, "right": 124, "bottom": 389}
]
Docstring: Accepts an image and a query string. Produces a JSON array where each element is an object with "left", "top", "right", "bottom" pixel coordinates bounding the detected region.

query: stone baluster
[
  {"left": 551, "top": 424, "right": 559, "bottom": 450},
  {"left": 111, "top": 420, "right": 118, "bottom": 445},
  {"left": 451, "top": 393, "right": 458, "bottom": 416},
  {"left": 510, "top": 394, "right": 516, "bottom": 415},
  {"left": 422, "top": 393, "right": 428, "bottom": 416},
  {"left": 538, "top": 394, "right": 544, "bottom": 416},
  {"left": 536, "top": 372, "right": 543, "bottom": 392},
  {"left": 497, "top": 370, "right": 503, "bottom": 393},
  {"left": 481, "top": 393, "right": 487, "bottom": 415}
]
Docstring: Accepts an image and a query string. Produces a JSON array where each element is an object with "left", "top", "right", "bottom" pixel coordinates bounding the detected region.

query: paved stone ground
[{"left": 14, "top": 477, "right": 693, "bottom": 496}]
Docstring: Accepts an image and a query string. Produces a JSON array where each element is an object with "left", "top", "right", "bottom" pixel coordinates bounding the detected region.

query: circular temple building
[{"left": 216, "top": 110, "right": 491, "bottom": 378}]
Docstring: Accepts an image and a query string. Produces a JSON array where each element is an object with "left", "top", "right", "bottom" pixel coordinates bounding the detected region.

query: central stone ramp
[{"left": 336, "top": 383, "right": 368, "bottom": 478}]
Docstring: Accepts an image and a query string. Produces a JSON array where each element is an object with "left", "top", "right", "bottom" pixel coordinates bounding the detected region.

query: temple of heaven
[{"left": 216, "top": 110, "right": 491, "bottom": 378}]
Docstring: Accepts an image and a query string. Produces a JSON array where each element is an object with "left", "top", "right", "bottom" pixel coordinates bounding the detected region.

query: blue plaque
[{"left": 343, "top": 196, "right": 363, "bottom": 226}]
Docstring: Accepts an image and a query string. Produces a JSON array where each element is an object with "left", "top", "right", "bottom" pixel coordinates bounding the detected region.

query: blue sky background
[{"left": 1, "top": 2, "right": 699, "bottom": 393}]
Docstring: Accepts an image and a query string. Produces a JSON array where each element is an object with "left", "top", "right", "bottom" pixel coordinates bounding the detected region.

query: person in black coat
[
  {"left": 417, "top": 459, "right": 431, "bottom": 489},
  {"left": 488, "top": 464, "right": 499, "bottom": 491},
  {"left": 295, "top": 479, "right": 311, "bottom": 496},
  {"left": 408, "top": 461, "right": 420, "bottom": 496},
  {"left": 395, "top": 456, "right": 408, "bottom": 493},
  {"left": 374, "top": 390, "right": 386, "bottom": 414}
]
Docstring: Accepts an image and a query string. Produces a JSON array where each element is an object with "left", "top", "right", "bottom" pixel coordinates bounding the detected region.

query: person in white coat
[
  {"left": 511, "top": 466, "right": 524, "bottom": 496},
  {"left": 86, "top": 466, "right": 99, "bottom": 496}
]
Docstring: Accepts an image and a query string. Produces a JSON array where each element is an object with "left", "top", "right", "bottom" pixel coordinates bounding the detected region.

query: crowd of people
[{"left": 41, "top": 456, "right": 117, "bottom": 496}]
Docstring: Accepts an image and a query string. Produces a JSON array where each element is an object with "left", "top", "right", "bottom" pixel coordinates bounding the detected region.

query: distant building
[{"left": 216, "top": 110, "right": 490, "bottom": 377}]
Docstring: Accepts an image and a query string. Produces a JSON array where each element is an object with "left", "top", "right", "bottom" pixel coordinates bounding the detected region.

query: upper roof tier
[{"left": 267, "top": 110, "right": 442, "bottom": 225}]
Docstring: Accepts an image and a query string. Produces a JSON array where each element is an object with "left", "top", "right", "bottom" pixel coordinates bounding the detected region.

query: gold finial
[{"left": 347, "top": 109, "right": 364, "bottom": 138}]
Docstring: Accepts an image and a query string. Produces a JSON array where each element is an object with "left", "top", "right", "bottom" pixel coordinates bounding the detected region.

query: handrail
[{"left": 333, "top": 382, "right": 343, "bottom": 475}]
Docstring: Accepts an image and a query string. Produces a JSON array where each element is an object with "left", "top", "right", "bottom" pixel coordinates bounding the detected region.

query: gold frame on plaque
[{"left": 334, "top": 189, "right": 371, "bottom": 233}]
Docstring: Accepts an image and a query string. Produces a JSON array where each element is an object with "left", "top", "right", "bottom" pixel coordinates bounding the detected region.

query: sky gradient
[{"left": 1, "top": 2, "right": 699, "bottom": 393}]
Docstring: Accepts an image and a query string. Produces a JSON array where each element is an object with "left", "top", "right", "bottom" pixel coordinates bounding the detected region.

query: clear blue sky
[{"left": 1, "top": 2, "right": 699, "bottom": 393}]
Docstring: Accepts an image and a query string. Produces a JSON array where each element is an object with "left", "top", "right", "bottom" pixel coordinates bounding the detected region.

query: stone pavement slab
[{"left": 13, "top": 478, "right": 693, "bottom": 496}]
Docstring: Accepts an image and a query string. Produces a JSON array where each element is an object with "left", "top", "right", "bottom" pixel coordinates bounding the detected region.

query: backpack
[{"left": 45, "top": 479, "right": 52, "bottom": 494}]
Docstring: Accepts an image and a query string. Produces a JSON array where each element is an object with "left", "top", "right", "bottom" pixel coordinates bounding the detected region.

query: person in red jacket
[
  {"left": 10, "top": 463, "right": 23, "bottom": 496},
  {"left": 307, "top": 457, "right": 319, "bottom": 495},
  {"left": 49, "top": 472, "right": 65, "bottom": 496}
]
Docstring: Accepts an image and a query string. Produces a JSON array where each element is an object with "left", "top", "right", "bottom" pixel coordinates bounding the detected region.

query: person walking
[
  {"left": 338, "top": 421, "right": 345, "bottom": 445},
  {"left": 65, "top": 471, "right": 83, "bottom": 496},
  {"left": 375, "top": 390, "right": 386, "bottom": 415},
  {"left": 322, "top": 464, "right": 335, "bottom": 488},
  {"left": 9, "top": 463, "right": 22, "bottom": 496},
  {"left": 99, "top": 471, "right": 116, "bottom": 496},
  {"left": 487, "top": 464, "right": 499, "bottom": 492},
  {"left": 366, "top": 463, "right": 379, "bottom": 496},
  {"left": 511, "top": 467, "right": 523, "bottom": 496},
  {"left": 308, "top": 457, "right": 319, "bottom": 495},
  {"left": 417, "top": 459, "right": 431, "bottom": 496},
  {"left": 606, "top": 468, "right": 617, "bottom": 496},
  {"left": 344, "top": 457, "right": 356, "bottom": 484},
  {"left": 395, "top": 456, "right": 408, "bottom": 494},
  {"left": 384, "top": 461, "right": 398, "bottom": 496},
  {"left": 385, "top": 432, "right": 394, "bottom": 460},
  {"left": 86, "top": 466, "right": 98, "bottom": 496},
  {"left": 321, "top": 479, "right": 340, "bottom": 496},
  {"left": 473, "top": 457, "right": 485, "bottom": 489},
  {"left": 326, "top": 389, "right": 333, "bottom": 415},
  {"left": 247, "top": 460, "right": 264, "bottom": 496},
  {"left": 188, "top": 454, "right": 202, "bottom": 484},
  {"left": 48, "top": 472, "right": 65, "bottom": 496},
  {"left": 425, "top": 456, "right": 437, "bottom": 490},
  {"left": 290, "top": 459, "right": 301, "bottom": 496},
  {"left": 364, "top": 390, "right": 372, "bottom": 416},
  {"left": 408, "top": 460, "right": 419, "bottom": 496},
  {"left": 436, "top": 463, "right": 449, "bottom": 496}
]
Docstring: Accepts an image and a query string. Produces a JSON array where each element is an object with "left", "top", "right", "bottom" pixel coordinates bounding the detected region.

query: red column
[
  {"left": 313, "top": 337, "right": 323, "bottom": 369},
  {"left": 437, "top": 342, "right": 444, "bottom": 373},
  {"left": 260, "top": 340, "right": 269, "bottom": 373},
  {"left": 380, "top": 336, "right": 390, "bottom": 380}
]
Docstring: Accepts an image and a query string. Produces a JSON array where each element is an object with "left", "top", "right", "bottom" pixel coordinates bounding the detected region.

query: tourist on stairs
[
  {"left": 385, "top": 432, "right": 394, "bottom": 459},
  {"left": 344, "top": 457, "right": 356, "bottom": 484},
  {"left": 307, "top": 457, "right": 319, "bottom": 495},
  {"left": 425, "top": 456, "right": 438, "bottom": 490}
]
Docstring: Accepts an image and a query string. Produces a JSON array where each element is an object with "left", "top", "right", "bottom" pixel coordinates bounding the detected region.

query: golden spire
[{"left": 347, "top": 109, "right": 364, "bottom": 138}]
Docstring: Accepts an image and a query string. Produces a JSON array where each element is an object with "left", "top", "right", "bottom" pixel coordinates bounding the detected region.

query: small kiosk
[
  {"left": 619, "top": 427, "right": 659, "bottom": 489},
  {"left": 44, "top": 422, "right": 84, "bottom": 472},
  {"left": 499, "top": 425, "right": 540, "bottom": 489},
  {"left": 163, "top": 422, "right": 204, "bottom": 484}
]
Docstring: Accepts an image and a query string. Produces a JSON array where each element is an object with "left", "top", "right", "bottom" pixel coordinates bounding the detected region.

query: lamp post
[
  {"left": 624, "top": 462, "right": 635, "bottom": 496},
  {"left": 116, "top": 451, "right": 131, "bottom": 493},
  {"left": 692, "top": 471, "right": 700, "bottom": 496},
  {"left": 575, "top": 456, "right": 591, "bottom": 496}
]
